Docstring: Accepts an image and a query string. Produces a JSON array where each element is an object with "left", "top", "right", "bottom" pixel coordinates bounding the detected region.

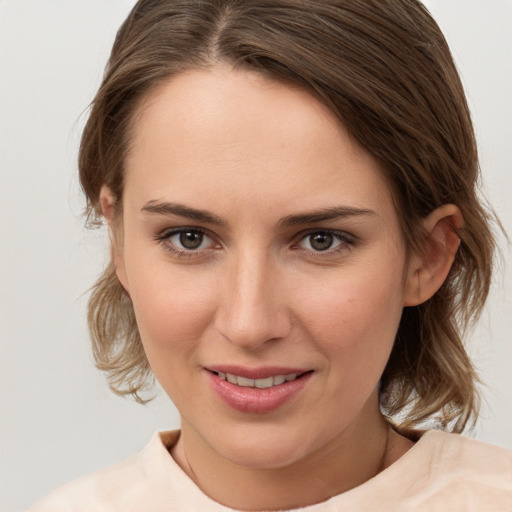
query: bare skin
[
  {"left": 171, "top": 393, "right": 415, "bottom": 510},
  {"left": 101, "top": 64, "right": 461, "bottom": 510}
]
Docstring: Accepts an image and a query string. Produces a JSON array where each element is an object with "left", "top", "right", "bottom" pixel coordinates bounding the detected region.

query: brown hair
[{"left": 80, "top": 0, "right": 497, "bottom": 431}]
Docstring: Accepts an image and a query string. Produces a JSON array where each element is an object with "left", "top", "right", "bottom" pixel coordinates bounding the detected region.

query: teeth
[
  {"left": 237, "top": 376, "right": 255, "bottom": 387},
  {"left": 255, "top": 377, "right": 274, "bottom": 389},
  {"left": 217, "top": 372, "right": 300, "bottom": 388},
  {"left": 273, "top": 375, "right": 286, "bottom": 386}
]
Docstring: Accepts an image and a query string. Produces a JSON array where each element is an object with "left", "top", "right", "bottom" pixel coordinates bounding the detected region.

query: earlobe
[
  {"left": 403, "top": 204, "right": 463, "bottom": 306},
  {"left": 99, "top": 185, "right": 117, "bottom": 225}
]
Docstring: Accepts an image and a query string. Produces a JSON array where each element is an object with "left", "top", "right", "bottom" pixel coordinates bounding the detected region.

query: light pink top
[{"left": 28, "top": 430, "right": 512, "bottom": 511}]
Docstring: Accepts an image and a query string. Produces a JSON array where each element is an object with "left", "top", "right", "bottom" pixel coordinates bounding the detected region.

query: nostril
[{"left": 214, "top": 308, "right": 292, "bottom": 349}]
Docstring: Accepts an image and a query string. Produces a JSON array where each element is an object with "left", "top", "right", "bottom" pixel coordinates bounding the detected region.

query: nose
[{"left": 214, "top": 251, "right": 292, "bottom": 349}]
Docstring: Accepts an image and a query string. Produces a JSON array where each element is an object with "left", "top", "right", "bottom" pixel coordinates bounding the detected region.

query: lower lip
[{"left": 207, "top": 371, "right": 312, "bottom": 414}]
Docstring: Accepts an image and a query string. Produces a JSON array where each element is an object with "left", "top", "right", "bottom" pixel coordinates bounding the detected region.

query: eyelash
[
  {"left": 292, "top": 229, "right": 356, "bottom": 256},
  {"left": 153, "top": 227, "right": 357, "bottom": 259},
  {"left": 154, "top": 227, "right": 219, "bottom": 259}
]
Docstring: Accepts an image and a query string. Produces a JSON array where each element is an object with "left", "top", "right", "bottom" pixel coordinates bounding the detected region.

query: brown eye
[
  {"left": 156, "top": 227, "right": 220, "bottom": 258},
  {"left": 179, "top": 230, "right": 204, "bottom": 249},
  {"left": 163, "top": 228, "right": 214, "bottom": 252},
  {"left": 309, "top": 232, "right": 334, "bottom": 251},
  {"left": 297, "top": 231, "right": 351, "bottom": 253}
]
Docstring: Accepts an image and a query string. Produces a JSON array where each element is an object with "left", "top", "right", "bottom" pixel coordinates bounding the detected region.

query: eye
[
  {"left": 297, "top": 230, "right": 352, "bottom": 252},
  {"left": 155, "top": 227, "right": 219, "bottom": 256},
  {"left": 170, "top": 229, "right": 210, "bottom": 250}
]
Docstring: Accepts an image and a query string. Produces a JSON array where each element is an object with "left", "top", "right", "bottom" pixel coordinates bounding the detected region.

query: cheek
[
  {"left": 299, "top": 268, "right": 405, "bottom": 419},
  {"left": 127, "top": 264, "right": 219, "bottom": 407},
  {"left": 124, "top": 255, "right": 217, "bottom": 359},
  {"left": 297, "top": 262, "right": 405, "bottom": 363}
]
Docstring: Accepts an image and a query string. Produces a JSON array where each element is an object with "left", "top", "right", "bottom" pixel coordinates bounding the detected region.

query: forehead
[{"left": 124, "top": 65, "right": 398, "bottom": 229}]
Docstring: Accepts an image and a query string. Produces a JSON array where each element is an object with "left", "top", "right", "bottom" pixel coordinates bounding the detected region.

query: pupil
[
  {"left": 180, "top": 231, "right": 203, "bottom": 249},
  {"left": 310, "top": 232, "right": 333, "bottom": 251}
]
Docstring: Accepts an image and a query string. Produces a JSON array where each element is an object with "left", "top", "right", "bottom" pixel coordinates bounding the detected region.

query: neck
[{"left": 171, "top": 395, "right": 413, "bottom": 510}]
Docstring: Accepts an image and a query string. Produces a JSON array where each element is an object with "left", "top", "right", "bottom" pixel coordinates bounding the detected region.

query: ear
[
  {"left": 99, "top": 186, "right": 129, "bottom": 294},
  {"left": 403, "top": 204, "right": 463, "bottom": 306}
]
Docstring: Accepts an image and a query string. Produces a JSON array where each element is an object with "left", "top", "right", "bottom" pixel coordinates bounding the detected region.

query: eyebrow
[
  {"left": 141, "top": 200, "right": 227, "bottom": 226},
  {"left": 142, "top": 200, "right": 376, "bottom": 228},
  {"left": 279, "top": 206, "right": 376, "bottom": 226}
]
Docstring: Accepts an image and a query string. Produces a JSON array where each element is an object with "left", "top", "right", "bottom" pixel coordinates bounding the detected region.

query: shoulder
[
  {"left": 26, "top": 431, "right": 184, "bottom": 512},
  {"left": 423, "top": 429, "right": 512, "bottom": 473},
  {"left": 342, "top": 430, "right": 512, "bottom": 511},
  {"left": 401, "top": 430, "right": 512, "bottom": 510},
  {"left": 26, "top": 459, "right": 138, "bottom": 512}
]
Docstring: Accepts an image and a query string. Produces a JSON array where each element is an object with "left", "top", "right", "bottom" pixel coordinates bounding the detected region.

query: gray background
[{"left": 1, "top": 1, "right": 511, "bottom": 511}]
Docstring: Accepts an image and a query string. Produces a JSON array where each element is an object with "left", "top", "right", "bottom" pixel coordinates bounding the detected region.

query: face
[{"left": 113, "top": 65, "right": 413, "bottom": 469}]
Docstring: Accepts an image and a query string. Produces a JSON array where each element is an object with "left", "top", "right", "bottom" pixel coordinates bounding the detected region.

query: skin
[{"left": 101, "top": 64, "right": 462, "bottom": 510}]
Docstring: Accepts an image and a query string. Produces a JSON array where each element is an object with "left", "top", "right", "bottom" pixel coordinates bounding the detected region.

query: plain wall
[{"left": 0, "top": 1, "right": 510, "bottom": 511}]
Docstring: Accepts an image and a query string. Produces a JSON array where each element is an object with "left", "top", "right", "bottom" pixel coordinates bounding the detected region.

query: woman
[{"left": 28, "top": 0, "right": 512, "bottom": 510}]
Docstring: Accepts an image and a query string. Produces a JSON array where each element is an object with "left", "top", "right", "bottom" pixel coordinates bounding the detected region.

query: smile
[
  {"left": 207, "top": 369, "right": 313, "bottom": 413},
  {"left": 216, "top": 372, "right": 299, "bottom": 388}
]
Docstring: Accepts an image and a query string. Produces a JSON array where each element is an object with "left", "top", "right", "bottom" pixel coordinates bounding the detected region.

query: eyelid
[
  {"left": 291, "top": 228, "right": 357, "bottom": 253},
  {"left": 153, "top": 226, "right": 357, "bottom": 259},
  {"left": 154, "top": 226, "right": 221, "bottom": 257},
  {"left": 155, "top": 225, "right": 208, "bottom": 241}
]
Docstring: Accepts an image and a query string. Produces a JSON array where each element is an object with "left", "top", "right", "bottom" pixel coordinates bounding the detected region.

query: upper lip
[{"left": 205, "top": 365, "right": 312, "bottom": 380}]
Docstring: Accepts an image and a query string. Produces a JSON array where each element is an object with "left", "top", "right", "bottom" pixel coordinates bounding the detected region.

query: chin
[
  {"left": 206, "top": 422, "right": 325, "bottom": 470},
  {"left": 222, "top": 442, "right": 305, "bottom": 470}
]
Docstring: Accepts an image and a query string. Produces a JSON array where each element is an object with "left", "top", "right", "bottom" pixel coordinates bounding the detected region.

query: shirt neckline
[{"left": 147, "top": 429, "right": 440, "bottom": 511}]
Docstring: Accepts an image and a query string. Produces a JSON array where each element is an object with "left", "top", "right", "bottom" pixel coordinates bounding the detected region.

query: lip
[
  {"left": 206, "top": 365, "right": 310, "bottom": 380},
  {"left": 205, "top": 366, "right": 313, "bottom": 414}
]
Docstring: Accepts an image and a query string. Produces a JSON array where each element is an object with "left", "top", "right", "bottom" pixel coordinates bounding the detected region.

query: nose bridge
[{"left": 215, "top": 247, "right": 290, "bottom": 348}]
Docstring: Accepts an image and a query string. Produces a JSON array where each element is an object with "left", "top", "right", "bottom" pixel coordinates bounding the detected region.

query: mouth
[
  {"left": 205, "top": 366, "right": 313, "bottom": 413},
  {"left": 212, "top": 371, "right": 308, "bottom": 389}
]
